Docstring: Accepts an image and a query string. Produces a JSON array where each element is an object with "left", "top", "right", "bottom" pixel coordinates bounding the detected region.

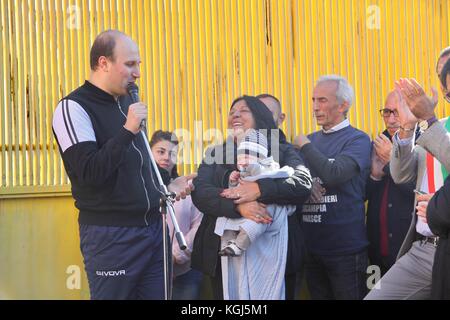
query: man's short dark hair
[
  {"left": 256, "top": 94, "right": 281, "bottom": 105},
  {"left": 436, "top": 46, "right": 450, "bottom": 74},
  {"left": 440, "top": 58, "right": 450, "bottom": 88},
  {"left": 256, "top": 94, "right": 283, "bottom": 115},
  {"left": 149, "top": 130, "right": 179, "bottom": 148},
  {"left": 90, "top": 30, "right": 124, "bottom": 70}
]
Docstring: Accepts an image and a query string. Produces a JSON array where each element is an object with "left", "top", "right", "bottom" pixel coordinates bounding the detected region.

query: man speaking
[{"left": 52, "top": 30, "right": 192, "bottom": 300}]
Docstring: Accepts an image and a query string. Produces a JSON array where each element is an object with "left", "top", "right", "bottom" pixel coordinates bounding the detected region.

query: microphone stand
[{"left": 139, "top": 126, "right": 188, "bottom": 300}]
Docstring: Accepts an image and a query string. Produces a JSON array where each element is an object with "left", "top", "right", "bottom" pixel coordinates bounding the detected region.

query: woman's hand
[
  {"left": 236, "top": 201, "right": 272, "bottom": 224},
  {"left": 220, "top": 180, "right": 261, "bottom": 204}
]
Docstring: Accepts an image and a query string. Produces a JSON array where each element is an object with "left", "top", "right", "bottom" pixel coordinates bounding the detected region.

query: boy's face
[
  {"left": 151, "top": 140, "right": 178, "bottom": 174},
  {"left": 237, "top": 154, "right": 259, "bottom": 170}
]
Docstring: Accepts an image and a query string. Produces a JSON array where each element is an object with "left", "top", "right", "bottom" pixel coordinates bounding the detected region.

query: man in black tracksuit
[{"left": 52, "top": 30, "right": 192, "bottom": 299}]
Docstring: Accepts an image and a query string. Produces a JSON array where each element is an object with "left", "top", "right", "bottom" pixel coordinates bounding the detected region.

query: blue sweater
[{"left": 300, "top": 125, "right": 371, "bottom": 255}]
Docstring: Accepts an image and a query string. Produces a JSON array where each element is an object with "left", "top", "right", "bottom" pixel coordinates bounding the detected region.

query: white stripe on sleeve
[{"left": 52, "top": 99, "right": 96, "bottom": 153}]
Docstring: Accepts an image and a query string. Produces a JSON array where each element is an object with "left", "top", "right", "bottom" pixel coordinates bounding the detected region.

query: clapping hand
[
  {"left": 395, "top": 78, "right": 438, "bottom": 121},
  {"left": 373, "top": 134, "right": 392, "bottom": 164},
  {"left": 370, "top": 150, "right": 386, "bottom": 180}
]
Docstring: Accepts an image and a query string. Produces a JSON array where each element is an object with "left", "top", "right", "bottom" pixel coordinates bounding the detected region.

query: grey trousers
[{"left": 364, "top": 240, "right": 435, "bottom": 300}]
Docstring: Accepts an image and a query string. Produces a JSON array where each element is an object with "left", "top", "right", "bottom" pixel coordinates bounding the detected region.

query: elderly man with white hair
[{"left": 294, "top": 75, "right": 372, "bottom": 300}]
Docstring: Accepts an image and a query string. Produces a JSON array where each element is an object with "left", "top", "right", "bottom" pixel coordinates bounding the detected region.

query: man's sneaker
[{"left": 218, "top": 241, "right": 243, "bottom": 257}]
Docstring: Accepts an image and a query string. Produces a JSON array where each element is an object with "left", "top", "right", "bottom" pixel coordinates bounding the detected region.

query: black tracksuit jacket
[{"left": 53, "top": 81, "right": 169, "bottom": 227}]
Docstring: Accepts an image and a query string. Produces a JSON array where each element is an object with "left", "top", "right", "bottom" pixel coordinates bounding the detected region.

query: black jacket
[
  {"left": 282, "top": 130, "right": 308, "bottom": 275},
  {"left": 191, "top": 96, "right": 312, "bottom": 276},
  {"left": 427, "top": 175, "right": 450, "bottom": 299},
  {"left": 365, "top": 130, "right": 415, "bottom": 270},
  {"left": 53, "top": 81, "right": 170, "bottom": 226}
]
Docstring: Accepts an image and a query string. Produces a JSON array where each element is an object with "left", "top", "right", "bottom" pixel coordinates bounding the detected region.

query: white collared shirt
[
  {"left": 394, "top": 132, "right": 435, "bottom": 237},
  {"left": 322, "top": 118, "right": 350, "bottom": 133}
]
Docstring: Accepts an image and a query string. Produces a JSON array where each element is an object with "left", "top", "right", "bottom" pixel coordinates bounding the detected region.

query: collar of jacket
[
  {"left": 382, "top": 129, "right": 392, "bottom": 140},
  {"left": 278, "top": 129, "right": 288, "bottom": 144},
  {"left": 83, "top": 80, "right": 118, "bottom": 104}
]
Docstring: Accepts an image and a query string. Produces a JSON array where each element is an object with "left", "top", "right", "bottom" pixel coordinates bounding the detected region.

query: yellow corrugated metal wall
[{"left": 1, "top": 0, "right": 449, "bottom": 299}]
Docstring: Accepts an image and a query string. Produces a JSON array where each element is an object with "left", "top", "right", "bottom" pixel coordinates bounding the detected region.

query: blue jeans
[
  {"left": 172, "top": 269, "right": 203, "bottom": 300},
  {"left": 305, "top": 249, "right": 368, "bottom": 300}
]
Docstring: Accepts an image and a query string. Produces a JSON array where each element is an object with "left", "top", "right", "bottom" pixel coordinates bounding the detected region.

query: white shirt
[
  {"left": 395, "top": 133, "right": 435, "bottom": 237},
  {"left": 322, "top": 118, "right": 350, "bottom": 134}
]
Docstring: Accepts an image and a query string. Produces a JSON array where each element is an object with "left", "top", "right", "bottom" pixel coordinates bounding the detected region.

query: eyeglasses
[{"left": 379, "top": 108, "right": 399, "bottom": 118}]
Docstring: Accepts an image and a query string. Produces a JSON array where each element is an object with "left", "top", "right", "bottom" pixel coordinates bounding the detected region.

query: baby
[{"left": 215, "top": 129, "right": 295, "bottom": 257}]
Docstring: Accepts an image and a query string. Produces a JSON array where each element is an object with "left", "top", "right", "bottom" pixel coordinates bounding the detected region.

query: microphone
[
  {"left": 127, "top": 82, "right": 139, "bottom": 103},
  {"left": 127, "top": 83, "right": 146, "bottom": 129}
]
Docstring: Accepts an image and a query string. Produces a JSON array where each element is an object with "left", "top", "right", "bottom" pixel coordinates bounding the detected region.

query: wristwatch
[{"left": 419, "top": 116, "right": 438, "bottom": 131}]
